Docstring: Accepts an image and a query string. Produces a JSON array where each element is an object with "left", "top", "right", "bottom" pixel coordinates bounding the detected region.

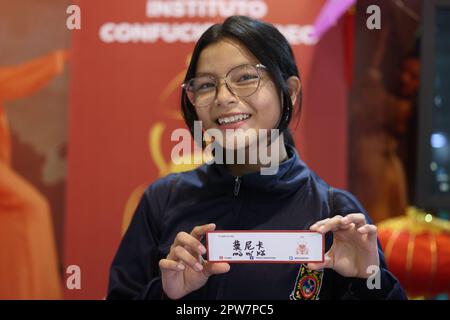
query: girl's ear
[{"left": 286, "top": 76, "right": 301, "bottom": 105}]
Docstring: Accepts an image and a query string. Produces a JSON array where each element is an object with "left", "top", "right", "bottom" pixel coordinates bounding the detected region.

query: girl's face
[{"left": 194, "top": 37, "right": 282, "bottom": 148}]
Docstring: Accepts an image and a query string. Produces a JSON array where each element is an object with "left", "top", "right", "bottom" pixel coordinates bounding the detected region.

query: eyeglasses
[{"left": 181, "top": 63, "right": 267, "bottom": 108}]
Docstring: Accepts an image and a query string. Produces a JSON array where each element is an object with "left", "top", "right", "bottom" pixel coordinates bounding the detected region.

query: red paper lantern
[{"left": 377, "top": 210, "right": 450, "bottom": 297}]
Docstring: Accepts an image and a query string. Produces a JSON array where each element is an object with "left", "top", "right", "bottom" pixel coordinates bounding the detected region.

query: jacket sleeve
[
  {"left": 329, "top": 188, "right": 408, "bottom": 300},
  {"left": 106, "top": 181, "right": 169, "bottom": 300}
]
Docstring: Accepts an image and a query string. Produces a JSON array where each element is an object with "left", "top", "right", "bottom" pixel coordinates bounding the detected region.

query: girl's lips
[{"left": 216, "top": 117, "right": 251, "bottom": 130}]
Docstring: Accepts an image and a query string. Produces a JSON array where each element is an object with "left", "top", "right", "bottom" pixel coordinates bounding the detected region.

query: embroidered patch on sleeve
[{"left": 289, "top": 264, "right": 323, "bottom": 300}]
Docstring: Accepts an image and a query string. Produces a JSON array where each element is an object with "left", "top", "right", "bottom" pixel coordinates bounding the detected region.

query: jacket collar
[{"left": 205, "top": 144, "right": 310, "bottom": 196}]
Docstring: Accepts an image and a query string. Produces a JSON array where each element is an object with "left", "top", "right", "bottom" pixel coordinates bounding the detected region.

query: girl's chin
[{"left": 209, "top": 136, "right": 258, "bottom": 151}]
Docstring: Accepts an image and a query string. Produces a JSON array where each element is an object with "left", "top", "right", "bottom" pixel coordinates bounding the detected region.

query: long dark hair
[{"left": 181, "top": 15, "right": 302, "bottom": 146}]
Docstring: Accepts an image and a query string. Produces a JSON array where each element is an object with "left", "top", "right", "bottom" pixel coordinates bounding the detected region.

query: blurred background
[{"left": 0, "top": 0, "right": 448, "bottom": 299}]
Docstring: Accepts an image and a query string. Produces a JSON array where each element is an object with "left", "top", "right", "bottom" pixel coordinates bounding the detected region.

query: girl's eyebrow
[
  {"left": 195, "top": 71, "right": 217, "bottom": 77},
  {"left": 195, "top": 62, "right": 254, "bottom": 77}
]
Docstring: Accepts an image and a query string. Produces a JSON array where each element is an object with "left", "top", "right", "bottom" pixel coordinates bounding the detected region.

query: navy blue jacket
[{"left": 107, "top": 144, "right": 407, "bottom": 300}]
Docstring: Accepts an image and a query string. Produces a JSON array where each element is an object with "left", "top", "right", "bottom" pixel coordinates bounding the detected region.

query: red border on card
[{"left": 205, "top": 230, "right": 325, "bottom": 264}]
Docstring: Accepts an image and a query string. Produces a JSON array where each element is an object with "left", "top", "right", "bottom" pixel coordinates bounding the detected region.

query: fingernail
[
  {"left": 195, "top": 262, "right": 203, "bottom": 271},
  {"left": 177, "top": 263, "right": 185, "bottom": 270},
  {"left": 199, "top": 245, "right": 206, "bottom": 255}
]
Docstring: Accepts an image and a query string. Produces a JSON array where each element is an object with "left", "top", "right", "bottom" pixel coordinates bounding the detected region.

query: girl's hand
[
  {"left": 307, "top": 213, "right": 380, "bottom": 279},
  {"left": 159, "top": 223, "right": 230, "bottom": 300}
]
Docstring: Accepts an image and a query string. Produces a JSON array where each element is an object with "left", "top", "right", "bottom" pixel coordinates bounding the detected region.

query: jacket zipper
[{"left": 233, "top": 176, "right": 241, "bottom": 196}]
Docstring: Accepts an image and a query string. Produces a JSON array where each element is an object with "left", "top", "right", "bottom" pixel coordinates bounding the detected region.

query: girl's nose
[{"left": 215, "top": 79, "right": 238, "bottom": 107}]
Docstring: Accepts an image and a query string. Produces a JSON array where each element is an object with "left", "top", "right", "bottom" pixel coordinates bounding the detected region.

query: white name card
[{"left": 206, "top": 231, "right": 324, "bottom": 263}]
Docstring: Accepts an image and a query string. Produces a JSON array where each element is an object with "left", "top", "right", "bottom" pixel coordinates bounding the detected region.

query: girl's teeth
[{"left": 219, "top": 114, "right": 250, "bottom": 124}]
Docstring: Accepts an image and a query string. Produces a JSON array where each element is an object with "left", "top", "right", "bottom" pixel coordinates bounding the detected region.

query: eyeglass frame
[{"left": 181, "top": 63, "right": 268, "bottom": 107}]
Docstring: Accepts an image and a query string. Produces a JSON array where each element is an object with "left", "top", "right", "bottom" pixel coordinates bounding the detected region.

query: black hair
[{"left": 181, "top": 15, "right": 301, "bottom": 147}]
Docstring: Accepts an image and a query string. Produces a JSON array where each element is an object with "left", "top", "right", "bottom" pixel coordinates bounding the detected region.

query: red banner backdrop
[{"left": 64, "top": 0, "right": 348, "bottom": 299}]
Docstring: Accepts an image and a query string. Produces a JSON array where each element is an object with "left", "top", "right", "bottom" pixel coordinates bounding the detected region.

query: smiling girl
[{"left": 107, "top": 16, "right": 406, "bottom": 300}]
